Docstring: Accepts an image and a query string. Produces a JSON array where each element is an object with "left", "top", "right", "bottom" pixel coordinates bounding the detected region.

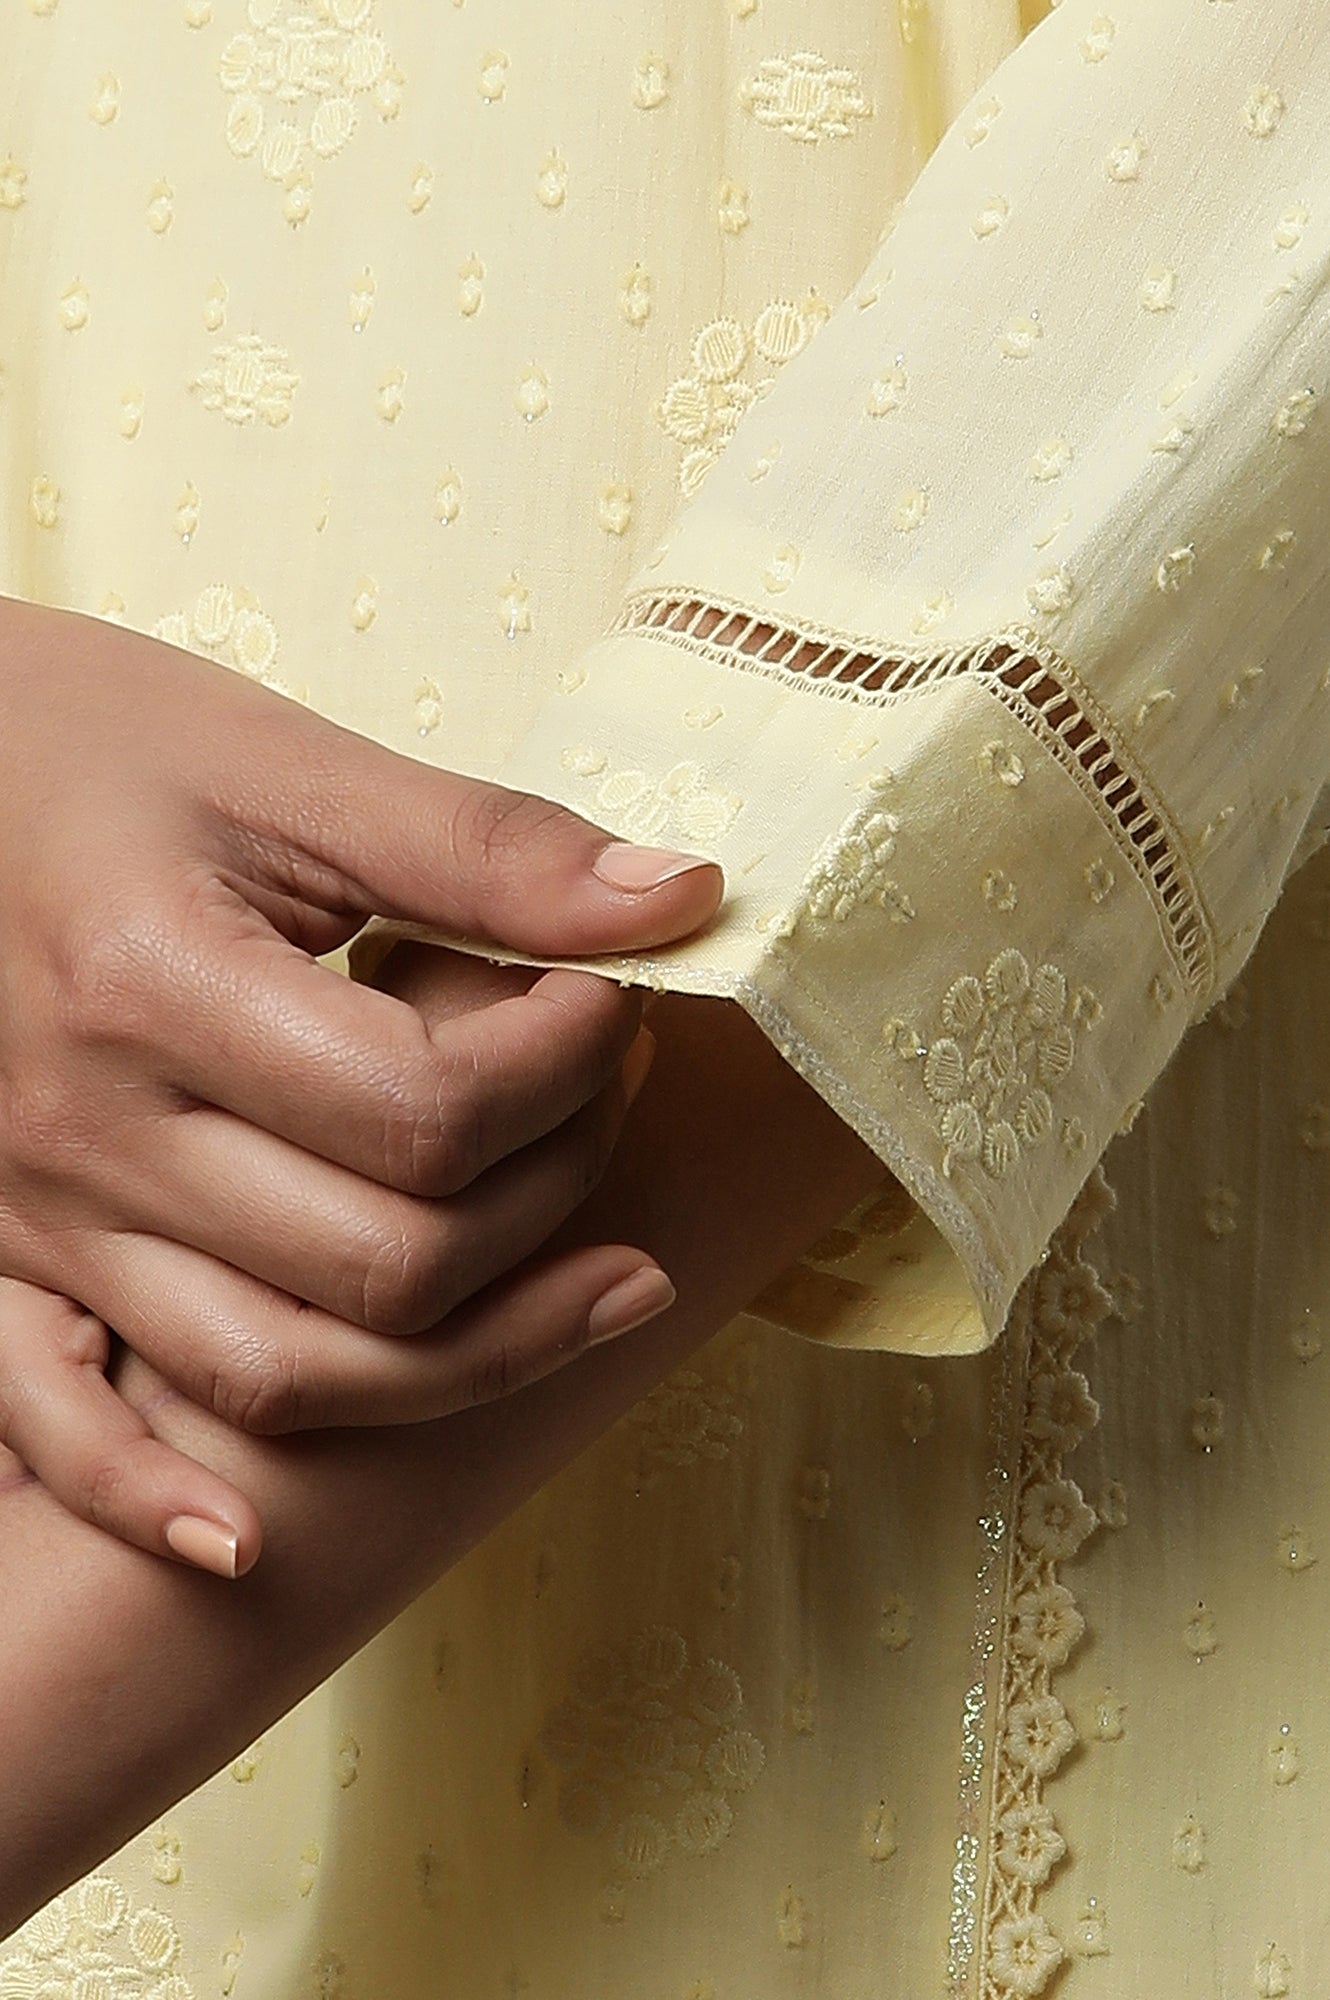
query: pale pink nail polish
[
  {"left": 165, "top": 1515, "right": 240, "bottom": 1579},
  {"left": 587, "top": 1267, "right": 677, "bottom": 1345}
]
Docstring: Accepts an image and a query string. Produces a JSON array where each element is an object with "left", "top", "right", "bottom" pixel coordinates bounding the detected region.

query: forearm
[{"left": 0, "top": 994, "right": 883, "bottom": 1937}]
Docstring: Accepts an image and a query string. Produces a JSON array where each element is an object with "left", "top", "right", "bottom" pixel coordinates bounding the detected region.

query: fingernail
[
  {"left": 166, "top": 1515, "right": 239, "bottom": 1579},
  {"left": 593, "top": 843, "right": 716, "bottom": 893},
  {"left": 587, "top": 1267, "right": 677, "bottom": 1346},
  {"left": 620, "top": 1027, "right": 656, "bottom": 1108}
]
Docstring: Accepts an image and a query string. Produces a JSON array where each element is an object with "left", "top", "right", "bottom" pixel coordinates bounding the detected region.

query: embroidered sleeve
[{"left": 359, "top": 0, "right": 1330, "bottom": 1354}]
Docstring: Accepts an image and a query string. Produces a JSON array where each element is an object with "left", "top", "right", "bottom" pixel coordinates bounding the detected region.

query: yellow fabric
[{"left": 3, "top": 2, "right": 1330, "bottom": 1995}]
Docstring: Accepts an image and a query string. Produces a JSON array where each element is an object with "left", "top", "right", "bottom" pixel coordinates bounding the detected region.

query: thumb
[{"left": 253, "top": 715, "right": 726, "bottom": 957}]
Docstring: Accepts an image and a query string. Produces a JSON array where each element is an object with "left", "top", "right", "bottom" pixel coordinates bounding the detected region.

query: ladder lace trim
[{"left": 610, "top": 591, "right": 1214, "bottom": 997}]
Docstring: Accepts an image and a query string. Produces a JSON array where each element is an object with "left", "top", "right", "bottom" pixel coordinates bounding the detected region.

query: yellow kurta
[{"left": 3, "top": 1, "right": 1330, "bottom": 1994}]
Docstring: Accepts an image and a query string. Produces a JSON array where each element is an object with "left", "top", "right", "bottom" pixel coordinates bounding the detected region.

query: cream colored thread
[{"left": 611, "top": 593, "right": 1214, "bottom": 997}]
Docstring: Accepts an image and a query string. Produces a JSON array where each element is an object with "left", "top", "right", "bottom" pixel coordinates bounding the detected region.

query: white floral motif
[
  {"left": 628, "top": 1367, "right": 745, "bottom": 1485},
  {"left": 739, "top": 51, "right": 871, "bottom": 143},
  {"left": 658, "top": 294, "right": 829, "bottom": 495},
  {"left": 154, "top": 585, "right": 300, "bottom": 701},
  {"left": 800, "top": 803, "right": 914, "bottom": 926},
  {"left": 977, "top": 1179, "right": 1112, "bottom": 1999},
  {"left": 219, "top": 0, "right": 402, "bottom": 219},
  {"left": 562, "top": 752, "right": 743, "bottom": 848},
  {"left": 917, "top": 950, "right": 1097, "bottom": 1179},
  {"left": 0, "top": 1877, "right": 193, "bottom": 1997},
  {"left": 540, "top": 1629, "right": 766, "bottom": 1901},
  {"left": 192, "top": 333, "right": 299, "bottom": 426}
]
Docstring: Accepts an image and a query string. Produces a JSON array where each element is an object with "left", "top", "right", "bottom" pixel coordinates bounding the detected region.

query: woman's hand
[{"left": 0, "top": 596, "right": 721, "bottom": 1571}]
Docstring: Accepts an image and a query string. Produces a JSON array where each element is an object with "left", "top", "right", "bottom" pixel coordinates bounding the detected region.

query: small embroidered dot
[
  {"left": 632, "top": 54, "right": 670, "bottom": 109},
  {"left": 1081, "top": 15, "right": 1116, "bottom": 61},
  {"left": 748, "top": 443, "right": 782, "bottom": 481},
  {"left": 1255, "top": 1946, "right": 1293, "bottom": 1998},
  {"left": 1259, "top": 530, "right": 1297, "bottom": 572},
  {"left": 983, "top": 870, "right": 1018, "bottom": 913},
  {"left": 1139, "top": 265, "right": 1177, "bottom": 312},
  {"left": 1268, "top": 1731, "right": 1302, "bottom": 1784},
  {"left": 89, "top": 74, "right": 121, "bottom": 124},
  {"left": 29, "top": 474, "right": 60, "bottom": 529},
  {"left": 1172, "top": 1815, "right": 1207, "bottom": 1873},
  {"left": 910, "top": 591, "right": 953, "bottom": 636},
  {"left": 879, "top": 1593, "right": 913, "bottom": 1649},
  {"left": 595, "top": 483, "right": 632, "bottom": 535},
  {"left": 499, "top": 572, "right": 531, "bottom": 636},
  {"left": 297, "top": 1843, "right": 321, "bottom": 1897},
  {"left": 861, "top": 1801, "right": 898, "bottom": 1861},
  {"left": 1085, "top": 859, "right": 1115, "bottom": 903},
  {"left": 963, "top": 96, "right": 1001, "bottom": 147},
  {"left": 763, "top": 544, "right": 801, "bottom": 592},
  {"left": 1001, "top": 315, "right": 1043, "bottom": 360},
  {"left": 901, "top": 1380, "right": 935, "bottom": 1441},
  {"left": 335, "top": 1735, "right": 361, "bottom": 1787},
  {"left": 152, "top": 1828, "right": 183, "bottom": 1886},
  {"left": 979, "top": 740, "right": 1025, "bottom": 787},
  {"left": 349, "top": 266, "right": 377, "bottom": 331},
  {"left": 1105, "top": 130, "right": 1147, "bottom": 182},
  {"left": 1243, "top": 85, "right": 1285, "bottom": 139},
  {"left": 718, "top": 178, "right": 750, "bottom": 233},
  {"left": 776, "top": 1889, "right": 807, "bottom": 1947},
  {"left": 175, "top": 481, "right": 201, "bottom": 544},
  {"left": 59, "top": 280, "right": 90, "bottom": 331},
  {"left": 892, "top": 487, "right": 929, "bottom": 532},
  {"left": 1029, "top": 435, "right": 1071, "bottom": 481},
  {"left": 1152, "top": 416, "right": 1195, "bottom": 454},
  {"left": 1155, "top": 544, "right": 1195, "bottom": 592},
  {"left": 1027, "top": 562, "right": 1077, "bottom": 616},
  {"left": 1190, "top": 1395, "right": 1225, "bottom": 1450},
  {"left": 146, "top": 179, "right": 174, "bottom": 234},
  {"left": 971, "top": 192, "right": 1009, "bottom": 239},
  {"left": 1071, "top": 1903, "right": 1110, "bottom": 1958},
  {"left": 1098, "top": 1480, "right": 1129, "bottom": 1528},
  {"left": 375, "top": 367, "right": 405, "bottom": 423},
  {"left": 1222, "top": 667, "right": 1265, "bottom": 712},
  {"left": 619, "top": 263, "right": 653, "bottom": 326},
  {"left": 556, "top": 668, "right": 587, "bottom": 694},
  {"left": 1133, "top": 686, "right": 1175, "bottom": 727},
  {"left": 515, "top": 366, "right": 550, "bottom": 421},
  {"left": 536, "top": 150, "right": 568, "bottom": 207},
  {"left": 458, "top": 252, "right": 484, "bottom": 316},
  {"left": 0, "top": 156, "right": 27, "bottom": 208},
  {"left": 1183, "top": 1603, "right": 1218, "bottom": 1658},
  {"left": 478, "top": 49, "right": 509, "bottom": 101},
  {"left": 119, "top": 387, "right": 144, "bottom": 441},
  {"left": 404, "top": 161, "right": 434, "bottom": 213},
  {"left": 865, "top": 365, "right": 908, "bottom": 416},
  {"left": 183, "top": 0, "right": 212, "bottom": 22},
  {"left": 1274, "top": 202, "right": 1309, "bottom": 250},
  {"left": 1201, "top": 1185, "right": 1239, "bottom": 1238},
  {"left": 350, "top": 576, "right": 378, "bottom": 631},
  {"left": 414, "top": 679, "right": 444, "bottom": 736},
  {"left": 1274, "top": 387, "right": 1317, "bottom": 438},
  {"left": 433, "top": 470, "right": 462, "bottom": 525},
  {"left": 203, "top": 278, "right": 228, "bottom": 333}
]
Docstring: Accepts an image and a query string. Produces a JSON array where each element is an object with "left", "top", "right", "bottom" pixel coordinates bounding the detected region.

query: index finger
[{"left": 156, "top": 931, "right": 644, "bottom": 1198}]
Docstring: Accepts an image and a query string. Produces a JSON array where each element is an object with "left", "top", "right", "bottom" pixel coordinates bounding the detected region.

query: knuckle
[
  {"left": 216, "top": 1343, "right": 303, "bottom": 1436},
  {"left": 80, "top": 1449, "right": 132, "bottom": 1533},
  {"left": 357, "top": 1218, "right": 450, "bottom": 1337},
  {"left": 58, "top": 908, "right": 158, "bottom": 1050},
  {"left": 450, "top": 784, "right": 582, "bottom": 881},
  {"left": 383, "top": 1054, "right": 484, "bottom": 1199}
]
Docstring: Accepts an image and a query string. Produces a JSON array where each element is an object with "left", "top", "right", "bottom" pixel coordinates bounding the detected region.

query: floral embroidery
[
  {"left": 658, "top": 295, "right": 828, "bottom": 495},
  {"left": 739, "top": 52, "right": 871, "bottom": 144},
  {"left": 561, "top": 751, "right": 743, "bottom": 848},
  {"left": 973, "top": 1182, "right": 1113, "bottom": 1997},
  {"left": 914, "top": 950, "right": 1098, "bottom": 1179},
  {"left": 798, "top": 801, "right": 915, "bottom": 926},
  {"left": 540, "top": 1628, "right": 766, "bottom": 1899},
  {"left": 191, "top": 333, "right": 300, "bottom": 427},
  {"left": 154, "top": 584, "right": 299, "bottom": 701},
  {"left": 0, "top": 1876, "right": 193, "bottom": 1997},
  {"left": 627, "top": 1366, "right": 745, "bottom": 1486},
  {"left": 219, "top": 0, "right": 403, "bottom": 220}
]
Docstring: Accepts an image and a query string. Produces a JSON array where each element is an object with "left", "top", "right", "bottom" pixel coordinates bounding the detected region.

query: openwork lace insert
[
  {"left": 949, "top": 1170, "right": 1116, "bottom": 1999},
  {"left": 611, "top": 592, "right": 1213, "bottom": 996}
]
